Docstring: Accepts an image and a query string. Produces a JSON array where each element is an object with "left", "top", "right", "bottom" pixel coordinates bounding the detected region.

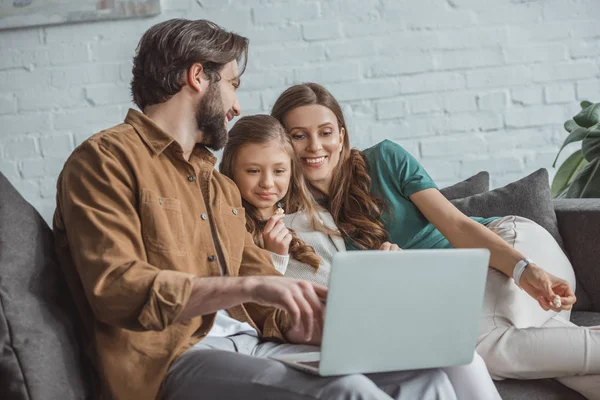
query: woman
[{"left": 270, "top": 82, "right": 600, "bottom": 400}]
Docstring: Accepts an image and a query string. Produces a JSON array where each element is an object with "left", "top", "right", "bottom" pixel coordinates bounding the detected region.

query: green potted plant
[{"left": 551, "top": 101, "right": 600, "bottom": 198}]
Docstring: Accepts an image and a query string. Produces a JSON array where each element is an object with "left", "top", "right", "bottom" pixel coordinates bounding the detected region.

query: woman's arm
[
  {"left": 409, "top": 188, "right": 575, "bottom": 311},
  {"left": 410, "top": 188, "right": 521, "bottom": 277}
]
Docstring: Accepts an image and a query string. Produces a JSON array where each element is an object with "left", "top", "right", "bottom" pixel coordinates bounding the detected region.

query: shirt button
[
  {"left": 201, "top": 213, "right": 208, "bottom": 220},
  {"left": 208, "top": 255, "right": 216, "bottom": 262},
  {"left": 232, "top": 209, "right": 238, "bottom": 215},
  {"left": 187, "top": 175, "right": 196, "bottom": 182}
]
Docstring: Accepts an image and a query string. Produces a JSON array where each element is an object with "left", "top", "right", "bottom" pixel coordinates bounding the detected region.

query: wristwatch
[{"left": 513, "top": 257, "right": 534, "bottom": 288}]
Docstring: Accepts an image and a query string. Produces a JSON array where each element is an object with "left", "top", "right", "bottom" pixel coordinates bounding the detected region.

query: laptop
[{"left": 270, "top": 249, "right": 490, "bottom": 376}]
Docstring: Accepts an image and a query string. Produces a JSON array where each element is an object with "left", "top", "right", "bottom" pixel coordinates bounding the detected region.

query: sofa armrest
[{"left": 554, "top": 199, "right": 600, "bottom": 312}]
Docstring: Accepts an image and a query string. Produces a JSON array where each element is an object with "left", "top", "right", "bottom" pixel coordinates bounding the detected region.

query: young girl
[
  {"left": 270, "top": 82, "right": 600, "bottom": 399},
  {"left": 220, "top": 114, "right": 342, "bottom": 284},
  {"left": 220, "top": 114, "right": 502, "bottom": 400}
]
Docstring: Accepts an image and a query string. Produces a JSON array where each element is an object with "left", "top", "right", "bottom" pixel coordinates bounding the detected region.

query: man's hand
[
  {"left": 520, "top": 264, "right": 577, "bottom": 312},
  {"left": 262, "top": 214, "right": 293, "bottom": 256},
  {"left": 379, "top": 241, "right": 402, "bottom": 251},
  {"left": 244, "top": 276, "right": 327, "bottom": 341}
]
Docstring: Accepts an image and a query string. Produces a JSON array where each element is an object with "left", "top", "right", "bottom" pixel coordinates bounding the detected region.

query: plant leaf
[
  {"left": 554, "top": 187, "right": 569, "bottom": 199},
  {"left": 581, "top": 100, "right": 593, "bottom": 109},
  {"left": 564, "top": 119, "right": 579, "bottom": 133},
  {"left": 573, "top": 103, "right": 600, "bottom": 128},
  {"left": 551, "top": 150, "right": 588, "bottom": 197},
  {"left": 553, "top": 126, "right": 592, "bottom": 166},
  {"left": 566, "top": 158, "right": 600, "bottom": 198},
  {"left": 582, "top": 127, "right": 600, "bottom": 162}
]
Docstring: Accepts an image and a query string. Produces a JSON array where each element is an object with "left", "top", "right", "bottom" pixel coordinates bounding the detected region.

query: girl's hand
[
  {"left": 379, "top": 241, "right": 402, "bottom": 251},
  {"left": 519, "top": 264, "right": 577, "bottom": 312},
  {"left": 262, "top": 213, "right": 293, "bottom": 256}
]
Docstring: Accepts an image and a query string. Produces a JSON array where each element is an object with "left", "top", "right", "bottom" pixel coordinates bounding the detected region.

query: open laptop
[{"left": 270, "top": 249, "right": 490, "bottom": 376}]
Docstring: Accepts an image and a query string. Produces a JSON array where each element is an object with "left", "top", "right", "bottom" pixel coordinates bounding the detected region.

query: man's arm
[
  {"left": 177, "top": 228, "right": 327, "bottom": 342},
  {"left": 56, "top": 140, "right": 195, "bottom": 331},
  {"left": 178, "top": 271, "right": 327, "bottom": 342}
]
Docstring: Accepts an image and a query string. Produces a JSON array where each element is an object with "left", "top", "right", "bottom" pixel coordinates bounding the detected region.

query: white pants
[
  {"left": 442, "top": 352, "right": 502, "bottom": 400},
  {"left": 478, "top": 216, "right": 600, "bottom": 399}
]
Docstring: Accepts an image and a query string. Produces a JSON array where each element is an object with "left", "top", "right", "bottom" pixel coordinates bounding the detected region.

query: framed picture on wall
[{"left": 0, "top": 0, "right": 161, "bottom": 30}]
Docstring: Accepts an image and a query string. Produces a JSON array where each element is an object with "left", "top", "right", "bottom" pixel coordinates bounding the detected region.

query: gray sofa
[{"left": 0, "top": 168, "right": 599, "bottom": 400}]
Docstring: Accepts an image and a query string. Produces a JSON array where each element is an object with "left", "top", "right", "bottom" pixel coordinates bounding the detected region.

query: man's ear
[{"left": 186, "top": 63, "right": 205, "bottom": 93}]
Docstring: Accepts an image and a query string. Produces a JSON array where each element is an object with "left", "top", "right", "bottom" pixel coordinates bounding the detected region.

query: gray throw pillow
[
  {"left": 0, "top": 172, "right": 90, "bottom": 400},
  {"left": 440, "top": 171, "right": 489, "bottom": 200},
  {"left": 449, "top": 168, "right": 564, "bottom": 248}
]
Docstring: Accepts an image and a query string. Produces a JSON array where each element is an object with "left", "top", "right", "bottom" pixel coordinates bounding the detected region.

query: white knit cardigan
[{"left": 268, "top": 211, "right": 346, "bottom": 286}]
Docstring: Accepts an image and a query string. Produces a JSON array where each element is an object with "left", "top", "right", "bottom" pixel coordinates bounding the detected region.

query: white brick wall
[{"left": 1, "top": 0, "right": 599, "bottom": 223}]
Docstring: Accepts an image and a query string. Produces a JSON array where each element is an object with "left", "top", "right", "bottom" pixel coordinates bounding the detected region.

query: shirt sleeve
[
  {"left": 380, "top": 140, "right": 438, "bottom": 198},
  {"left": 236, "top": 230, "right": 292, "bottom": 341},
  {"left": 55, "top": 139, "right": 195, "bottom": 332},
  {"left": 268, "top": 252, "right": 290, "bottom": 274}
]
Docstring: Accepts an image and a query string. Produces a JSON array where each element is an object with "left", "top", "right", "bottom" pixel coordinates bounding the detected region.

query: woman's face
[
  {"left": 232, "top": 142, "right": 292, "bottom": 219},
  {"left": 282, "top": 104, "right": 344, "bottom": 194}
]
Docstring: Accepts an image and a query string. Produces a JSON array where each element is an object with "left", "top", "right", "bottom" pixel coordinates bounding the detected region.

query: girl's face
[
  {"left": 282, "top": 104, "right": 344, "bottom": 195},
  {"left": 232, "top": 141, "right": 292, "bottom": 219}
]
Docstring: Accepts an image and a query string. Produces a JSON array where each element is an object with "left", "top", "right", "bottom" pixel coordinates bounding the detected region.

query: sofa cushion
[
  {"left": 440, "top": 171, "right": 489, "bottom": 200},
  {"left": 448, "top": 168, "right": 564, "bottom": 248},
  {"left": 554, "top": 199, "right": 600, "bottom": 312},
  {"left": 0, "top": 173, "right": 89, "bottom": 399},
  {"left": 570, "top": 311, "right": 600, "bottom": 327},
  {"left": 495, "top": 378, "right": 586, "bottom": 400}
]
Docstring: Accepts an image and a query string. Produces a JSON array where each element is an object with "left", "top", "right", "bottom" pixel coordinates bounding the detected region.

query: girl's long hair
[
  {"left": 271, "top": 83, "right": 388, "bottom": 250},
  {"left": 220, "top": 114, "right": 322, "bottom": 269}
]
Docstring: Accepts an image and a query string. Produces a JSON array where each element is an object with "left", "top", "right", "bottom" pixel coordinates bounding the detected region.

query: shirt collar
[
  {"left": 125, "top": 108, "right": 175, "bottom": 156},
  {"left": 124, "top": 108, "right": 217, "bottom": 165}
]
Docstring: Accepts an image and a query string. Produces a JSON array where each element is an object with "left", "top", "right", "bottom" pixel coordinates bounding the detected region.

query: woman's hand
[
  {"left": 519, "top": 264, "right": 577, "bottom": 312},
  {"left": 379, "top": 241, "right": 402, "bottom": 251},
  {"left": 262, "top": 213, "right": 293, "bottom": 256}
]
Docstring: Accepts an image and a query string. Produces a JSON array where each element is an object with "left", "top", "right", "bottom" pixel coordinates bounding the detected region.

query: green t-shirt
[{"left": 345, "top": 140, "right": 498, "bottom": 250}]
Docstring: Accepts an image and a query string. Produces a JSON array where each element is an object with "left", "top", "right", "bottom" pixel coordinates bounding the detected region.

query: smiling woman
[
  {"left": 271, "top": 82, "right": 600, "bottom": 400},
  {"left": 285, "top": 104, "right": 345, "bottom": 195},
  {"left": 272, "top": 84, "right": 389, "bottom": 250}
]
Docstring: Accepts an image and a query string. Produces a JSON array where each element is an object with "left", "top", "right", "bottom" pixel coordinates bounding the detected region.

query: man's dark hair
[{"left": 131, "top": 19, "right": 249, "bottom": 110}]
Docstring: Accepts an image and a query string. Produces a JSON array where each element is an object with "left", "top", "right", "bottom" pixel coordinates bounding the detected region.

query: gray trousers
[{"left": 161, "top": 334, "right": 457, "bottom": 400}]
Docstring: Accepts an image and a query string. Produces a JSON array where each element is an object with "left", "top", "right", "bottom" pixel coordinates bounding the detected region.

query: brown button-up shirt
[{"left": 53, "top": 109, "right": 289, "bottom": 400}]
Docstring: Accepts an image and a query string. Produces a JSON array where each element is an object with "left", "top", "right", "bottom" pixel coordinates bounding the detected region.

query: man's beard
[{"left": 195, "top": 82, "right": 228, "bottom": 151}]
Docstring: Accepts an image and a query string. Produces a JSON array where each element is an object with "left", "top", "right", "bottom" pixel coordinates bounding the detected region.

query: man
[{"left": 53, "top": 19, "right": 456, "bottom": 400}]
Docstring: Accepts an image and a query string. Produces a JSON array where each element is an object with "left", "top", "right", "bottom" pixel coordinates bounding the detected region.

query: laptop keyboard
[{"left": 297, "top": 360, "right": 321, "bottom": 368}]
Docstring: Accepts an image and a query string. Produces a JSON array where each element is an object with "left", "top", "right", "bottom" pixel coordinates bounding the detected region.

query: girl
[
  {"left": 270, "top": 82, "right": 600, "bottom": 400},
  {"left": 219, "top": 114, "right": 330, "bottom": 278},
  {"left": 221, "top": 114, "right": 502, "bottom": 400}
]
